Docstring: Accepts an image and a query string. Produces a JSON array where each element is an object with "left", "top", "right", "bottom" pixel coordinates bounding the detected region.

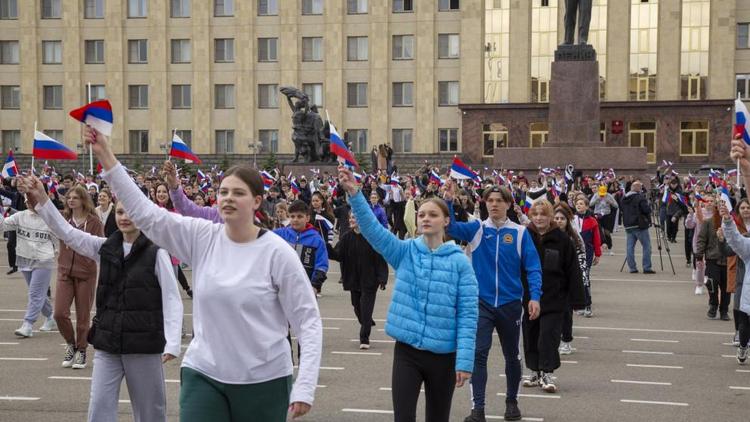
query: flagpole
[
  {"left": 87, "top": 82, "right": 93, "bottom": 175},
  {"left": 32, "top": 121, "right": 36, "bottom": 172},
  {"left": 169, "top": 128, "right": 176, "bottom": 161}
]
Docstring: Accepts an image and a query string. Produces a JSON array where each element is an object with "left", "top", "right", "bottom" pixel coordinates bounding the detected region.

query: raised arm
[
  {"left": 35, "top": 200, "right": 104, "bottom": 262},
  {"left": 720, "top": 202, "right": 750, "bottom": 262},
  {"left": 444, "top": 181, "right": 481, "bottom": 243},
  {"left": 163, "top": 160, "right": 223, "bottom": 223}
]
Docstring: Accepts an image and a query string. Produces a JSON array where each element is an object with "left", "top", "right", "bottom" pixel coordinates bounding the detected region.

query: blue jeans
[
  {"left": 22, "top": 269, "right": 53, "bottom": 325},
  {"left": 469, "top": 300, "right": 523, "bottom": 409},
  {"left": 626, "top": 228, "right": 652, "bottom": 272}
]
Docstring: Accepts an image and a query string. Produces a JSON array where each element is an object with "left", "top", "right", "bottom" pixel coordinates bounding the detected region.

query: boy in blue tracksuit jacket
[
  {"left": 274, "top": 200, "right": 328, "bottom": 294},
  {"left": 446, "top": 184, "right": 542, "bottom": 422}
]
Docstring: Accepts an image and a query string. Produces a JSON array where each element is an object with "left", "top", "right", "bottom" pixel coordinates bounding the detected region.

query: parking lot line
[
  {"left": 342, "top": 408, "right": 393, "bottom": 414},
  {"left": 626, "top": 364, "right": 683, "bottom": 369},
  {"left": 630, "top": 339, "right": 679, "bottom": 343},
  {"left": 622, "top": 350, "right": 674, "bottom": 355},
  {"left": 577, "top": 326, "right": 732, "bottom": 336},
  {"left": 294, "top": 366, "right": 345, "bottom": 370},
  {"left": 611, "top": 379, "right": 672, "bottom": 386},
  {"left": 486, "top": 417, "right": 544, "bottom": 421},
  {"left": 736, "top": 369, "right": 750, "bottom": 373},
  {"left": 331, "top": 351, "right": 382, "bottom": 356},
  {"left": 561, "top": 360, "right": 578, "bottom": 364},
  {"left": 620, "top": 399, "right": 688, "bottom": 407},
  {"left": 729, "top": 386, "right": 750, "bottom": 390},
  {"left": 498, "top": 393, "right": 560, "bottom": 399},
  {"left": 0, "top": 342, "right": 19, "bottom": 345},
  {"left": 0, "top": 357, "right": 47, "bottom": 361},
  {"left": 722, "top": 355, "right": 738, "bottom": 358},
  {"left": 0, "top": 396, "right": 40, "bottom": 401},
  {"left": 349, "top": 339, "right": 395, "bottom": 343}
]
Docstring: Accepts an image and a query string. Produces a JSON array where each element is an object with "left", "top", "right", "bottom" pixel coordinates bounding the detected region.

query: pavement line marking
[
  {"left": 0, "top": 342, "right": 19, "bottom": 345},
  {"left": 561, "top": 360, "right": 578, "bottom": 364},
  {"left": 592, "top": 278, "right": 692, "bottom": 284},
  {"left": 622, "top": 350, "right": 674, "bottom": 355},
  {"left": 627, "top": 364, "right": 683, "bottom": 369},
  {"left": 294, "top": 366, "right": 345, "bottom": 370},
  {"left": 486, "top": 417, "right": 544, "bottom": 421},
  {"left": 379, "top": 387, "right": 425, "bottom": 392},
  {"left": 0, "top": 309, "right": 25, "bottom": 312},
  {"left": 620, "top": 399, "right": 688, "bottom": 407},
  {"left": 722, "top": 355, "right": 739, "bottom": 358},
  {"left": 630, "top": 339, "right": 679, "bottom": 344},
  {"left": 0, "top": 357, "right": 48, "bottom": 361},
  {"left": 736, "top": 369, "right": 750, "bottom": 373},
  {"left": 341, "top": 408, "right": 393, "bottom": 414},
  {"left": 729, "top": 386, "right": 750, "bottom": 390},
  {"left": 498, "top": 393, "right": 560, "bottom": 399},
  {"left": 322, "top": 327, "right": 340, "bottom": 330},
  {"left": 577, "top": 326, "right": 732, "bottom": 336},
  {"left": 323, "top": 317, "right": 386, "bottom": 322},
  {"left": 0, "top": 318, "right": 23, "bottom": 322},
  {"left": 349, "top": 339, "right": 395, "bottom": 343},
  {"left": 611, "top": 379, "right": 672, "bottom": 386},
  {"left": 331, "top": 351, "right": 382, "bottom": 356},
  {"left": 119, "top": 400, "right": 130, "bottom": 404},
  {"left": 48, "top": 376, "right": 181, "bottom": 383},
  {"left": 0, "top": 396, "right": 40, "bottom": 401},
  {"left": 575, "top": 336, "right": 590, "bottom": 339}
]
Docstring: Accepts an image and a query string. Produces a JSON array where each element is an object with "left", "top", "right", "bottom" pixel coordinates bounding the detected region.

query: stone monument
[{"left": 280, "top": 86, "right": 336, "bottom": 164}]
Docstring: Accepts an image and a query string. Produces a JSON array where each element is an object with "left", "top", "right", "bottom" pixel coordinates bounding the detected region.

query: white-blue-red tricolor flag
[
  {"left": 736, "top": 98, "right": 750, "bottom": 145},
  {"left": 1, "top": 150, "right": 18, "bottom": 179},
  {"left": 170, "top": 133, "right": 202, "bottom": 164},
  {"left": 33, "top": 131, "right": 78, "bottom": 160},
  {"left": 449, "top": 157, "right": 481, "bottom": 183},
  {"left": 328, "top": 122, "right": 358, "bottom": 169},
  {"left": 69, "top": 100, "right": 113, "bottom": 137}
]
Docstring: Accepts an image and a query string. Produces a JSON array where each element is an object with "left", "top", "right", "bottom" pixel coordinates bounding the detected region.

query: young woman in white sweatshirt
[{"left": 83, "top": 126, "right": 322, "bottom": 421}]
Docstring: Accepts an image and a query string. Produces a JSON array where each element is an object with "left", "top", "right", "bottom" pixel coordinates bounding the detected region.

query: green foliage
[
  {"left": 355, "top": 152, "right": 370, "bottom": 174},
  {"left": 262, "top": 152, "right": 279, "bottom": 171}
]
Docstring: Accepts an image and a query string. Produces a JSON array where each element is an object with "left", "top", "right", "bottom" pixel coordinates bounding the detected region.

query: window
[
  {"left": 0, "top": 85, "right": 19, "bottom": 109},
  {"left": 128, "top": 40, "right": 148, "bottom": 63},
  {"left": 129, "top": 130, "right": 149, "bottom": 153},
  {"left": 439, "top": 128, "right": 459, "bottom": 152},
  {"left": 438, "top": 34, "right": 459, "bottom": 59},
  {"left": 128, "top": 0, "right": 147, "bottom": 18},
  {"left": 738, "top": 74, "right": 750, "bottom": 100},
  {"left": 171, "top": 39, "right": 191, "bottom": 63},
  {"left": 214, "top": 38, "right": 234, "bottom": 63},
  {"left": 531, "top": 78, "right": 549, "bottom": 103},
  {"left": 302, "top": 0, "right": 323, "bottom": 15},
  {"left": 43, "top": 85, "right": 62, "bottom": 109},
  {"left": 680, "top": 121, "right": 708, "bottom": 156},
  {"left": 630, "top": 0, "right": 658, "bottom": 101},
  {"left": 738, "top": 23, "right": 750, "bottom": 49},
  {"left": 392, "top": 82, "right": 413, "bottom": 107},
  {"left": 85, "top": 40, "right": 105, "bottom": 64},
  {"left": 258, "top": 0, "right": 278, "bottom": 16},
  {"left": 600, "top": 121, "right": 606, "bottom": 143},
  {"left": 258, "top": 38, "right": 278, "bottom": 62},
  {"left": 681, "top": 75, "right": 704, "bottom": 101},
  {"left": 215, "top": 130, "right": 234, "bottom": 153},
  {"left": 128, "top": 85, "right": 148, "bottom": 109},
  {"left": 0, "top": 0, "right": 17, "bottom": 19},
  {"left": 2, "top": 130, "right": 20, "bottom": 152},
  {"left": 482, "top": 123, "right": 508, "bottom": 156},
  {"left": 438, "top": 0, "right": 459, "bottom": 11},
  {"left": 393, "top": 0, "right": 413, "bottom": 13},
  {"left": 89, "top": 84, "right": 106, "bottom": 101},
  {"left": 302, "top": 37, "right": 323, "bottom": 62},
  {"left": 629, "top": 121, "right": 657, "bottom": 164},
  {"left": 302, "top": 83, "right": 323, "bottom": 106},
  {"left": 43, "top": 130, "right": 63, "bottom": 142},
  {"left": 175, "top": 130, "right": 192, "bottom": 148},
  {"left": 347, "top": 82, "right": 367, "bottom": 107},
  {"left": 531, "top": 0, "right": 556, "bottom": 102},
  {"left": 348, "top": 0, "right": 367, "bottom": 14},
  {"left": 438, "top": 81, "right": 459, "bottom": 106},
  {"left": 171, "top": 85, "right": 191, "bottom": 109},
  {"left": 258, "top": 84, "right": 279, "bottom": 108},
  {"left": 632, "top": 75, "right": 655, "bottom": 101},
  {"left": 0, "top": 41, "right": 18, "bottom": 64},
  {"left": 171, "top": 0, "right": 190, "bottom": 17},
  {"left": 214, "top": 0, "right": 233, "bottom": 17},
  {"left": 42, "top": 41, "right": 62, "bottom": 64},
  {"left": 215, "top": 84, "right": 235, "bottom": 109},
  {"left": 347, "top": 129, "right": 367, "bottom": 152},
  {"left": 84, "top": 0, "right": 104, "bottom": 19},
  {"left": 347, "top": 36, "right": 368, "bottom": 61},
  {"left": 41, "top": 0, "right": 61, "bottom": 18},
  {"left": 259, "top": 129, "right": 279, "bottom": 153},
  {"left": 392, "top": 129, "right": 412, "bottom": 153},
  {"left": 529, "top": 122, "right": 548, "bottom": 148},
  {"left": 484, "top": 0, "right": 510, "bottom": 103},
  {"left": 392, "top": 35, "right": 414, "bottom": 60}
]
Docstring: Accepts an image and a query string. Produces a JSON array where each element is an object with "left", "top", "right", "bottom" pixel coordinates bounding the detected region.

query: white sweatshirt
[
  {"left": 0, "top": 210, "right": 58, "bottom": 268},
  {"left": 102, "top": 163, "right": 322, "bottom": 405},
  {"left": 36, "top": 200, "right": 183, "bottom": 358}
]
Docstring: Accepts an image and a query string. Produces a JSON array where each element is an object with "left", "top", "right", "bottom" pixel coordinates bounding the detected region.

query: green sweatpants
[{"left": 180, "top": 367, "right": 292, "bottom": 422}]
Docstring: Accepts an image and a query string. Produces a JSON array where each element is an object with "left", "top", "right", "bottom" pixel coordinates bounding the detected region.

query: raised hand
[
  {"left": 718, "top": 201, "right": 731, "bottom": 221},
  {"left": 17, "top": 175, "right": 48, "bottom": 208},
  {"left": 162, "top": 160, "right": 179, "bottom": 189},
  {"left": 83, "top": 126, "right": 117, "bottom": 171},
  {"left": 337, "top": 166, "right": 359, "bottom": 195}
]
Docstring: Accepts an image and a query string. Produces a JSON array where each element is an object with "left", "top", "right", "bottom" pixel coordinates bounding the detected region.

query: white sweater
[
  {"left": 102, "top": 163, "right": 322, "bottom": 405},
  {"left": 0, "top": 210, "right": 57, "bottom": 268},
  {"left": 35, "top": 200, "right": 184, "bottom": 358}
]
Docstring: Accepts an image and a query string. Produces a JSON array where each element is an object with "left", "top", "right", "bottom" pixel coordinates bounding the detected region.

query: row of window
[
  {"left": 0, "top": 0, "right": 457, "bottom": 20},
  {"left": 0, "top": 81, "right": 460, "bottom": 111},
  {"left": 0, "top": 34, "right": 460, "bottom": 66},
  {"left": 0, "top": 127, "right": 459, "bottom": 155}
]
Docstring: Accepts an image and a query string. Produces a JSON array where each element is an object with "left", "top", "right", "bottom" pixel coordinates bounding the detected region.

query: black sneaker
[
  {"left": 738, "top": 346, "right": 748, "bottom": 365},
  {"left": 504, "top": 400, "right": 522, "bottom": 421},
  {"left": 643, "top": 270, "right": 656, "bottom": 274},
  {"left": 720, "top": 313, "right": 731, "bottom": 321},
  {"left": 62, "top": 344, "right": 75, "bottom": 368},
  {"left": 463, "top": 408, "right": 486, "bottom": 422},
  {"left": 707, "top": 306, "right": 717, "bottom": 319},
  {"left": 72, "top": 350, "right": 87, "bottom": 369},
  {"left": 629, "top": 269, "right": 639, "bottom": 274},
  {"left": 6, "top": 266, "right": 17, "bottom": 275}
]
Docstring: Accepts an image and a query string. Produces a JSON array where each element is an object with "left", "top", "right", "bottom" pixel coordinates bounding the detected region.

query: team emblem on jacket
[{"left": 503, "top": 234, "right": 513, "bottom": 244}]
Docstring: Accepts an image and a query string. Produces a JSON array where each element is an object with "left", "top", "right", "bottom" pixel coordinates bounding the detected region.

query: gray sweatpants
[
  {"left": 88, "top": 350, "right": 167, "bottom": 422},
  {"left": 21, "top": 269, "right": 53, "bottom": 325}
]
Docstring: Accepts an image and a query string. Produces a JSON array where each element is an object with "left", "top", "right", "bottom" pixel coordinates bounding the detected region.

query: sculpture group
[{"left": 281, "top": 86, "right": 337, "bottom": 163}]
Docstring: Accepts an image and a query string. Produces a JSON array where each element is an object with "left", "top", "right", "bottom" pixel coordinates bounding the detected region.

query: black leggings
[
  {"left": 392, "top": 342, "right": 456, "bottom": 422},
  {"left": 666, "top": 216, "right": 679, "bottom": 241},
  {"left": 735, "top": 309, "right": 750, "bottom": 348},
  {"left": 350, "top": 290, "right": 376, "bottom": 344},
  {"left": 561, "top": 306, "right": 574, "bottom": 343},
  {"left": 523, "top": 312, "right": 563, "bottom": 373},
  {"left": 706, "top": 260, "right": 730, "bottom": 314},
  {"left": 684, "top": 228, "right": 694, "bottom": 262}
]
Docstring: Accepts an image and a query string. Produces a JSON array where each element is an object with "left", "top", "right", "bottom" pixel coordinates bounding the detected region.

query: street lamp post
[
  {"left": 76, "top": 143, "right": 85, "bottom": 174},
  {"left": 248, "top": 140, "right": 262, "bottom": 169},
  {"left": 159, "top": 143, "right": 170, "bottom": 162}
]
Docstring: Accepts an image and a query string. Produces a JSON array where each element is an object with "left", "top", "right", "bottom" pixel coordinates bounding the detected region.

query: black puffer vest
[{"left": 88, "top": 232, "right": 166, "bottom": 354}]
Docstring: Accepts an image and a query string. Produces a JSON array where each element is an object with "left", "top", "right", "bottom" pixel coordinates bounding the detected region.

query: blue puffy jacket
[
  {"left": 350, "top": 191, "right": 478, "bottom": 373},
  {"left": 274, "top": 224, "right": 328, "bottom": 287}
]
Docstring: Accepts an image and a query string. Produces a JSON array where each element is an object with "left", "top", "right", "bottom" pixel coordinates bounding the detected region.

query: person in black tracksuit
[
  {"left": 522, "top": 201, "right": 585, "bottom": 394},
  {"left": 327, "top": 210, "right": 389, "bottom": 348}
]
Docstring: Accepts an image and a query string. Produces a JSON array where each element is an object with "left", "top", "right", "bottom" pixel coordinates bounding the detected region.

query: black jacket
[
  {"left": 103, "top": 209, "right": 117, "bottom": 237},
  {"left": 621, "top": 191, "right": 652, "bottom": 230},
  {"left": 327, "top": 230, "right": 388, "bottom": 292},
  {"left": 89, "top": 232, "right": 166, "bottom": 354},
  {"left": 524, "top": 227, "right": 585, "bottom": 314}
]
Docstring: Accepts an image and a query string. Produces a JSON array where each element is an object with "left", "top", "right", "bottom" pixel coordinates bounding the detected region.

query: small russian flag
[
  {"left": 328, "top": 122, "right": 359, "bottom": 169},
  {"left": 429, "top": 170, "right": 444, "bottom": 186},
  {"left": 290, "top": 178, "right": 301, "bottom": 195},
  {"left": 69, "top": 100, "right": 114, "bottom": 137},
  {"left": 33, "top": 131, "right": 78, "bottom": 160},
  {"left": 718, "top": 184, "right": 734, "bottom": 212},
  {"left": 353, "top": 172, "right": 363, "bottom": 183},
  {"left": 170, "top": 133, "right": 202, "bottom": 164},
  {"left": 736, "top": 98, "right": 750, "bottom": 145},
  {"left": 315, "top": 214, "right": 334, "bottom": 231},
  {"left": 1, "top": 150, "right": 18, "bottom": 179},
  {"left": 449, "top": 157, "right": 481, "bottom": 183},
  {"left": 261, "top": 170, "right": 275, "bottom": 191}
]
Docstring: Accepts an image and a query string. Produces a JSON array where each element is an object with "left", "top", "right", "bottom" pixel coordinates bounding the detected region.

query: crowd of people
[{"left": 2, "top": 126, "right": 749, "bottom": 421}]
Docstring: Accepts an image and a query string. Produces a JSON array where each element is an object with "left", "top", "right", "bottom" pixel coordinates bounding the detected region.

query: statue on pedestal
[
  {"left": 563, "top": 0, "right": 592, "bottom": 45},
  {"left": 281, "top": 86, "right": 325, "bottom": 163}
]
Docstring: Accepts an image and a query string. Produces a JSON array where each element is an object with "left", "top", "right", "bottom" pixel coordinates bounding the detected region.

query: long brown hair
[
  {"left": 554, "top": 203, "right": 583, "bottom": 250},
  {"left": 735, "top": 198, "right": 750, "bottom": 234},
  {"left": 63, "top": 184, "right": 97, "bottom": 220}
]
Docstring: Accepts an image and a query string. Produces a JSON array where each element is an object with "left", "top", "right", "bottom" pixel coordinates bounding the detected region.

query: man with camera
[{"left": 621, "top": 180, "right": 655, "bottom": 274}]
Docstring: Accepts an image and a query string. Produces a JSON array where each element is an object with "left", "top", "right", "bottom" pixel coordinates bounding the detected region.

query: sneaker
[
  {"left": 629, "top": 269, "right": 639, "bottom": 274},
  {"left": 13, "top": 322, "right": 32, "bottom": 338},
  {"left": 734, "top": 332, "right": 741, "bottom": 347},
  {"left": 643, "top": 269, "right": 656, "bottom": 274},
  {"left": 609, "top": 250, "right": 615, "bottom": 256},
  {"left": 61, "top": 344, "right": 75, "bottom": 368},
  {"left": 6, "top": 266, "right": 17, "bottom": 275},
  {"left": 695, "top": 286, "right": 704, "bottom": 295},
  {"left": 575, "top": 309, "right": 585, "bottom": 316},
  {"left": 686, "top": 261, "right": 691, "bottom": 268},
  {"left": 583, "top": 307, "right": 593, "bottom": 318},
  {"left": 559, "top": 341, "right": 573, "bottom": 355},
  {"left": 504, "top": 401, "right": 522, "bottom": 421},
  {"left": 359, "top": 343, "right": 370, "bottom": 350},
  {"left": 707, "top": 306, "right": 717, "bottom": 319},
  {"left": 540, "top": 372, "right": 558, "bottom": 393},
  {"left": 738, "top": 346, "right": 748, "bottom": 365},
  {"left": 522, "top": 372, "right": 541, "bottom": 387},
  {"left": 463, "top": 408, "right": 486, "bottom": 422},
  {"left": 720, "top": 313, "right": 731, "bottom": 321},
  {"left": 39, "top": 318, "right": 57, "bottom": 332},
  {"left": 72, "top": 350, "right": 87, "bottom": 369}
]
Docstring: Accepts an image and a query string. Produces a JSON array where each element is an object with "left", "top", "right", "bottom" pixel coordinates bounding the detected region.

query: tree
[{"left": 262, "top": 152, "right": 279, "bottom": 171}]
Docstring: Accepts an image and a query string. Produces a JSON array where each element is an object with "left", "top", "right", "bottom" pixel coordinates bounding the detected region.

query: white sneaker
[
  {"left": 694, "top": 286, "right": 704, "bottom": 295},
  {"left": 61, "top": 344, "right": 75, "bottom": 368},
  {"left": 359, "top": 343, "right": 370, "bottom": 350},
  {"left": 540, "top": 372, "right": 558, "bottom": 393},
  {"left": 39, "top": 318, "right": 57, "bottom": 332},
  {"left": 14, "top": 322, "right": 32, "bottom": 338},
  {"left": 733, "top": 332, "right": 741, "bottom": 347},
  {"left": 72, "top": 350, "right": 87, "bottom": 369},
  {"left": 609, "top": 250, "right": 615, "bottom": 256},
  {"left": 738, "top": 346, "right": 748, "bottom": 365},
  {"left": 559, "top": 341, "right": 573, "bottom": 355},
  {"left": 522, "top": 372, "right": 541, "bottom": 387}
]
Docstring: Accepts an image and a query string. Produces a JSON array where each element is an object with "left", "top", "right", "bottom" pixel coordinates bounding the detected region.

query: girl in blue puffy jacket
[{"left": 339, "top": 167, "right": 478, "bottom": 422}]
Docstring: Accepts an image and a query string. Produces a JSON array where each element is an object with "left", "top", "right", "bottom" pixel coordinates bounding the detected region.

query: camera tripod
[{"left": 620, "top": 195, "right": 676, "bottom": 275}]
